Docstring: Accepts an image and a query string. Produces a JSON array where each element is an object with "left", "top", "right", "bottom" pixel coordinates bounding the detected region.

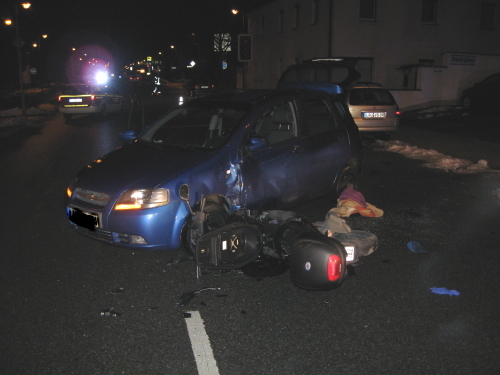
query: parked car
[
  {"left": 277, "top": 59, "right": 400, "bottom": 139},
  {"left": 65, "top": 88, "right": 363, "bottom": 251},
  {"left": 188, "top": 80, "right": 218, "bottom": 97},
  {"left": 343, "top": 83, "right": 400, "bottom": 140},
  {"left": 58, "top": 83, "right": 126, "bottom": 120},
  {"left": 461, "top": 72, "right": 500, "bottom": 112},
  {"left": 277, "top": 58, "right": 360, "bottom": 90}
]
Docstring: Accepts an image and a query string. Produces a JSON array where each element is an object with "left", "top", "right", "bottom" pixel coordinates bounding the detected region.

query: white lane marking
[{"left": 184, "top": 311, "right": 220, "bottom": 375}]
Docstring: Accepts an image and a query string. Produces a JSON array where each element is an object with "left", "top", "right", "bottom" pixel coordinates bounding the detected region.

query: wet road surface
[{"left": 1, "top": 91, "right": 499, "bottom": 374}]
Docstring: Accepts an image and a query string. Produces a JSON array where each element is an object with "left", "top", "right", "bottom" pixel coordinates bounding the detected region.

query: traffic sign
[{"left": 30, "top": 68, "right": 37, "bottom": 75}]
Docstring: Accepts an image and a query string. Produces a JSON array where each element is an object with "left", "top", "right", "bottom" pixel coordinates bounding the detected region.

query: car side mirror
[
  {"left": 119, "top": 129, "right": 137, "bottom": 141},
  {"left": 246, "top": 135, "right": 269, "bottom": 152}
]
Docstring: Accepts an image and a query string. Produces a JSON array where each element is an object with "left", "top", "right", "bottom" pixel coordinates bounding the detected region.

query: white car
[{"left": 58, "top": 84, "right": 126, "bottom": 121}]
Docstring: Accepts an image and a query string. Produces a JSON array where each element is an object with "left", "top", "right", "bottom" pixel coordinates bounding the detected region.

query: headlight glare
[{"left": 115, "top": 189, "right": 170, "bottom": 210}]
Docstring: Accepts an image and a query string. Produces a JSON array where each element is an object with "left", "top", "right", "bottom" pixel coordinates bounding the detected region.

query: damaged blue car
[{"left": 65, "top": 88, "right": 363, "bottom": 250}]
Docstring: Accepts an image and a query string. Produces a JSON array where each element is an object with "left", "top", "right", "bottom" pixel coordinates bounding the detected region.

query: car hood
[{"left": 75, "top": 141, "right": 210, "bottom": 195}]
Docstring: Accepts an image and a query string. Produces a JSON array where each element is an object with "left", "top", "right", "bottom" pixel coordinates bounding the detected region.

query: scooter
[{"left": 179, "top": 184, "right": 377, "bottom": 291}]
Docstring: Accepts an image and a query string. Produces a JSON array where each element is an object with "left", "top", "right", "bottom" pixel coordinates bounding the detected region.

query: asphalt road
[{"left": 1, "top": 90, "right": 499, "bottom": 374}]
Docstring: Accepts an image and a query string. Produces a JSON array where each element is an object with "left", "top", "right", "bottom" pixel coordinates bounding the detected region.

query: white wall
[{"left": 391, "top": 53, "right": 500, "bottom": 111}]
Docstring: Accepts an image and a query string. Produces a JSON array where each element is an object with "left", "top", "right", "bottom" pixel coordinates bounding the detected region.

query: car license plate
[
  {"left": 67, "top": 207, "right": 100, "bottom": 230},
  {"left": 345, "top": 245, "right": 355, "bottom": 262},
  {"left": 69, "top": 98, "right": 83, "bottom": 102},
  {"left": 362, "top": 111, "right": 386, "bottom": 119},
  {"left": 201, "top": 86, "right": 209, "bottom": 89}
]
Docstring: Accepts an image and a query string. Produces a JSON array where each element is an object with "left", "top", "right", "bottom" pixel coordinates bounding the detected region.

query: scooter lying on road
[{"left": 179, "top": 184, "right": 378, "bottom": 291}]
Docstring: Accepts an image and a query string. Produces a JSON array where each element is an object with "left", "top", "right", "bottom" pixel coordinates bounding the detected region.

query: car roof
[
  {"left": 277, "top": 59, "right": 361, "bottom": 89},
  {"left": 186, "top": 88, "right": 338, "bottom": 105}
]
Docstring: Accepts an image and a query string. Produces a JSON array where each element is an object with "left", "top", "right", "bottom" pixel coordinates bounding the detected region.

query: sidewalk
[{"left": 392, "top": 123, "right": 500, "bottom": 171}]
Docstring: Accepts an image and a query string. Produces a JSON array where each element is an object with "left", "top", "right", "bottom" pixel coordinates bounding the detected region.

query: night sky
[{"left": 1, "top": 0, "right": 270, "bottom": 87}]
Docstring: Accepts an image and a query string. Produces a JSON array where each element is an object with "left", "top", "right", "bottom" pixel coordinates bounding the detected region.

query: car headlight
[
  {"left": 66, "top": 178, "right": 77, "bottom": 198},
  {"left": 114, "top": 189, "right": 170, "bottom": 210}
]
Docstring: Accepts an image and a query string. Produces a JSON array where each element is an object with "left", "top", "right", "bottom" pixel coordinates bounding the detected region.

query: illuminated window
[
  {"left": 359, "top": 0, "right": 377, "bottom": 21},
  {"left": 421, "top": 0, "right": 438, "bottom": 24},
  {"left": 480, "top": 2, "right": 495, "bottom": 30}
]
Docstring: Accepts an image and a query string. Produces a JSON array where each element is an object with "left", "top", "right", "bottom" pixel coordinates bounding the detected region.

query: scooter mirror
[
  {"left": 179, "top": 184, "right": 194, "bottom": 215},
  {"left": 179, "top": 184, "right": 190, "bottom": 201}
]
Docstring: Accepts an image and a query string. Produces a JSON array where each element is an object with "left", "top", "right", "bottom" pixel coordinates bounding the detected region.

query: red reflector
[
  {"left": 327, "top": 255, "right": 342, "bottom": 281},
  {"left": 395, "top": 111, "right": 401, "bottom": 116}
]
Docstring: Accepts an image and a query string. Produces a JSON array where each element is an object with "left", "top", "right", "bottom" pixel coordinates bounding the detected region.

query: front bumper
[{"left": 65, "top": 200, "right": 189, "bottom": 251}]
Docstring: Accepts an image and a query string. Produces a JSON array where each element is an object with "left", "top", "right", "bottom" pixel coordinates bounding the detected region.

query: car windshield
[
  {"left": 139, "top": 102, "right": 251, "bottom": 149},
  {"left": 349, "top": 88, "right": 395, "bottom": 106}
]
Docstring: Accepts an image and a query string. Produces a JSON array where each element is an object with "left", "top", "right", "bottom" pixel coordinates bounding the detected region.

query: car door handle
[{"left": 292, "top": 146, "right": 304, "bottom": 154}]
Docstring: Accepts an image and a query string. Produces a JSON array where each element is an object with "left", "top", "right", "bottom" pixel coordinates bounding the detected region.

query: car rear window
[
  {"left": 62, "top": 85, "right": 93, "bottom": 95},
  {"left": 349, "top": 88, "right": 395, "bottom": 106},
  {"left": 280, "top": 65, "right": 354, "bottom": 85}
]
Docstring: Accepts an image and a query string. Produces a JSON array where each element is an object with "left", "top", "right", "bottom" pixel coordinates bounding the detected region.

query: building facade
[{"left": 246, "top": 0, "right": 500, "bottom": 110}]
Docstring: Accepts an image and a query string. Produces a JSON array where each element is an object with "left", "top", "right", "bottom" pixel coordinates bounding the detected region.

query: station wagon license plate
[
  {"left": 69, "top": 98, "right": 83, "bottom": 102},
  {"left": 362, "top": 111, "right": 386, "bottom": 119},
  {"left": 67, "top": 207, "right": 100, "bottom": 230}
]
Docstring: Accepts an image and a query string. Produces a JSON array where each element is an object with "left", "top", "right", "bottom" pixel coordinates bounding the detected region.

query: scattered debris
[
  {"left": 178, "top": 287, "right": 221, "bottom": 306},
  {"left": 430, "top": 287, "right": 460, "bottom": 296},
  {"left": 407, "top": 241, "right": 428, "bottom": 254},
  {"left": 326, "top": 186, "right": 384, "bottom": 218},
  {"left": 100, "top": 308, "right": 120, "bottom": 317},
  {"left": 110, "top": 287, "right": 125, "bottom": 294}
]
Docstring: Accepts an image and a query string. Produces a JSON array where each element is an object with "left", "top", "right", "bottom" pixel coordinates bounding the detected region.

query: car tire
[
  {"left": 462, "top": 95, "right": 473, "bottom": 111},
  {"left": 64, "top": 114, "right": 72, "bottom": 121},
  {"left": 332, "top": 164, "right": 360, "bottom": 201}
]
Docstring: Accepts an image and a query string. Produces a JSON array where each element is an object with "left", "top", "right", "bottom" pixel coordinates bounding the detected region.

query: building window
[
  {"left": 421, "top": 0, "right": 437, "bottom": 24},
  {"left": 480, "top": 2, "right": 496, "bottom": 30},
  {"left": 359, "top": 0, "right": 377, "bottom": 21},
  {"left": 310, "top": 0, "right": 319, "bottom": 25},
  {"left": 419, "top": 59, "right": 434, "bottom": 66},
  {"left": 293, "top": 4, "right": 300, "bottom": 29},
  {"left": 278, "top": 10, "right": 284, "bottom": 32}
]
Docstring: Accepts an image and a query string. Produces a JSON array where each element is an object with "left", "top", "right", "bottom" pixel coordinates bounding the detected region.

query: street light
[{"left": 7, "top": 2, "right": 32, "bottom": 122}]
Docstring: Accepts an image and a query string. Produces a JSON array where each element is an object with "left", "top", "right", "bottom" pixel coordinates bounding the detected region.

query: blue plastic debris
[
  {"left": 430, "top": 287, "right": 460, "bottom": 296},
  {"left": 407, "top": 241, "right": 428, "bottom": 253}
]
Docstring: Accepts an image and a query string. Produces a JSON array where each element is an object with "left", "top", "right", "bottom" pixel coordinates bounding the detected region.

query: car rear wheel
[
  {"left": 331, "top": 165, "right": 360, "bottom": 201},
  {"left": 462, "top": 95, "right": 473, "bottom": 111}
]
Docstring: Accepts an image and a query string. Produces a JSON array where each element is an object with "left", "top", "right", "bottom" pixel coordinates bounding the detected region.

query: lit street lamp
[{"left": 6, "top": 2, "right": 32, "bottom": 122}]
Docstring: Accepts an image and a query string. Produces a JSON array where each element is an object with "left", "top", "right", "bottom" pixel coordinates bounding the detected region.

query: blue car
[{"left": 65, "top": 88, "right": 363, "bottom": 250}]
